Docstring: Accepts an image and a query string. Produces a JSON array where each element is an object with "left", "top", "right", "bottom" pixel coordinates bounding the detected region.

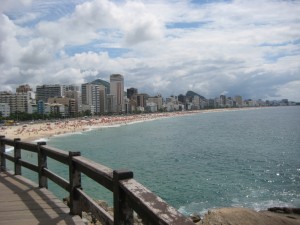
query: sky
[{"left": 0, "top": 0, "right": 300, "bottom": 101}]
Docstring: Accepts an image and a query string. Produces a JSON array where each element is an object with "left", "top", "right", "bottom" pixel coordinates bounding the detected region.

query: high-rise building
[
  {"left": 48, "top": 97, "right": 76, "bottom": 117},
  {"left": 127, "top": 88, "right": 138, "bottom": 99},
  {"left": 82, "top": 83, "right": 98, "bottom": 114},
  {"left": 65, "top": 90, "right": 82, "bottom": 114},
  {"left": 36, "top": 84, "right": 65, "bottom": 102},
  {"left": 234, "top": 95, "right": 243, "bottom": 107},
  {"left": 99, "top": 85, "right": 107, "bottom": 114},
  {"left": 106, "top": 94, "right": 114, "bottom": 113},
  {"left": 82, "top": 83, "right": 107, "bottom": 114},
  {"left": 0, "top": 91, "right": 32, "bottom": 114},
  {"left": 178, "top": 94, "right": 186, "bottom": 105},
  {"left": 132, "top": 93, "right": 148, "bottom": 108},
  {"left": 110, "top": 74, "right": 124, "bottom": 113},
  {"left": 0, "top": 103, "right": 10, "bottom": 117},
  {"left": 81, "top": 83, "right": 92, "bottom": 106},
  {"left": 16, "top": 84, "right": 32, "bottom": 93},
  {"left": 192, "top": 95, "right": 200, "bottom": 109},
  {"left": 220, "top": 95, "right": 226, "bottom": 107},
  {"left": 147, "top": 95, "right": 163, "bottom": 110},
  {"left": 65, "top": 85, "right": 80, "bottom": 92}
]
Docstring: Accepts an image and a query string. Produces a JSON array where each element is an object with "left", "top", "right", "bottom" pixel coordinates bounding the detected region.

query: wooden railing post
[
  {"left": 113, "top": 170, "right": 134, "bottom": 225},
  {"left": 14, "top": 138, "right": 21, "bottom": 175},
  {"left": 37, "top": 141, "right": 47, "bottom": 188},
  {"left": 69, "top": 151, "right": 82, "bottom": 216},
  {"left": 0, "top": 136, "right": 5, "bottom": 171}
]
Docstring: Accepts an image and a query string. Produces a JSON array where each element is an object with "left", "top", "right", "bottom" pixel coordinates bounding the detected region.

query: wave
[
  {"left": 5, "top": 147, "right": 14, "bottom": 153},
  {"left": 52, "top": 131, "right": 84, "bottom": 138},
  {"left": 97, "top": 124, "right": 122, "bottom": 129},
  {"left": 32, "top": 137, "right": 50, "bottom": 143}
]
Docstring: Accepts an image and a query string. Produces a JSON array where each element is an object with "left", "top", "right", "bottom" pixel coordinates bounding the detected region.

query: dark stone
[
  {"left": 190, "top": 213, "right": 201, "bottom": 223},
  {"left": 268, "top": 207, "right": 300, "bottom": 215}
]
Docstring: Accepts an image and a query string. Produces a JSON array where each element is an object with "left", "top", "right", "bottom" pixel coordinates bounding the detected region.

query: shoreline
[{"left": 0, "top": 107, "right": 264, "bottom": 145}]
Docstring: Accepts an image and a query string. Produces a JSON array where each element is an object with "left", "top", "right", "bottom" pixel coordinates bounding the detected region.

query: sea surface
[{"left": 10, "top": 106, "right": 300, "bottom": 216}]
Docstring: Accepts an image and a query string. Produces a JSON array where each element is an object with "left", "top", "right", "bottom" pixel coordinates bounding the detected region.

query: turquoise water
[{"left": 11, "top": 107, "right": 300, "bottom": 216}]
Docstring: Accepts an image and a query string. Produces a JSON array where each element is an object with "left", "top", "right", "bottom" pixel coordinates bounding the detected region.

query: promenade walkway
[{"left": 0, "top": 171, "right": 84, "bottom": 225}]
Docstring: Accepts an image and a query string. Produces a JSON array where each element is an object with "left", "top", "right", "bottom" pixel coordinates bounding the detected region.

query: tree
[{"left": 83, "top": 110, "right": 92, "bottom": 116}]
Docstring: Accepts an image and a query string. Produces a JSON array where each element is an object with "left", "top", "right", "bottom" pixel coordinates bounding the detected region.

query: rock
[
  {"left": 62, "top": 196, "right": 70, "bottom": 207},
  {"left": 200, "top": 207, "right": 300, "bottom": 225},
  {"left": 190, "top": 213, "right": 201, "bottom": 223},
  {"left": 95, "top": 200, "right": 109, "bottom": 211},
  {"left": 82, "top": 218, "right": 89, "bottom": 225},
  {"left": 268, "top": 207, "right": 300, "bottom": 215}
]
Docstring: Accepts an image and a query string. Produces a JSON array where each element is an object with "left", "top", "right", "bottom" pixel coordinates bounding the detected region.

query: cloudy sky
[{"left": 1, "top": 0, "right": 300, "bottom": 101}]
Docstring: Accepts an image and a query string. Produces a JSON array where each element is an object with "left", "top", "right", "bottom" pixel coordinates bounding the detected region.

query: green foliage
[{"left": 83, "top": 110, "right": 92, "bottom": 116}]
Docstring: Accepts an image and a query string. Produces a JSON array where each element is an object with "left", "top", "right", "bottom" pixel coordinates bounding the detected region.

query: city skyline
[
  {"left": 1, "top": 0, "right": 300, "bottom": 102},
  {"left": 1, "top": 80, "right": 294, "bottom": 102},
  {"left": 0, "top": 80, "right": 296, "bottom": 119}
]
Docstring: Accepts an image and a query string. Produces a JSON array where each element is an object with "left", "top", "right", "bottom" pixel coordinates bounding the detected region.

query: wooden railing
[{"left": 0, "top": 136, "right": 194, "bottom": 225}]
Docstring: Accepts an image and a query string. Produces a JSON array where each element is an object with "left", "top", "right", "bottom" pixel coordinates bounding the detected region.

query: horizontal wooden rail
[
  {"left": 43, "top": 168, "right": 69, "bottom": 191},
  {"left": 2, "top": 138, "right": 14, "bottom": 146},
  {"left": 19, "top": 159, "right": 38, "bottom": 172},
  {"left": 3, "top": 153, "right": 15, "bottom": 163},
  {"left": 42, "top": 146, "right": 69, "bottom": 165},
  {"left": 77, "top": 188, "right": 114, "bottom": 225},
  {"left": 18, "top": 142, "right": 38, "bottom": 153},
  {"left": 0, "top": 136, "right": 194, "bottom": 225},
  {"left": 121, "top": 179, "right": 194, "bottom": 225},
  {"left": 73, "top": 156, "right": 114, "bottom": 191}
]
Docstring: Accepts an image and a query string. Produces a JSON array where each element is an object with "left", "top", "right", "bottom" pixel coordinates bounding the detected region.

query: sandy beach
[
  {"left": 0, "top": 108, "right": 259, "bottom": 143},
  {"left": 0, "top": 111, "right": 197, "bottom": 142}
]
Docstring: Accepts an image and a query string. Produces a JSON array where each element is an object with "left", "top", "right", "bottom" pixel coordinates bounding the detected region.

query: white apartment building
[
  {"left": 82, "top": 83, "right": 107, "bottom": 114},
  {"left": 147, "top": 95, "right": 163, "bottom": 110},
  {"left": 0, "top": 91, "right": 34, "bottom": 114},
  {"left": 146, "top": 102, "right": 158, "bottom": 112},
  {"left": 0, "top": 103, "right": 10, "bottom": 117}
]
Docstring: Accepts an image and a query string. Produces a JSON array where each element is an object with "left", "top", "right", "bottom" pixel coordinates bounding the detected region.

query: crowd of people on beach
[
  {"left": 0, "top": 107, "right": 261, "bottom": 143},
  {"left": 0, "top": 111, "right": 203, "bottom": 142}
]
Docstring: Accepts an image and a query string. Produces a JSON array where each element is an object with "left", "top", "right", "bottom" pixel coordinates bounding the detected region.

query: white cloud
[
  {"left": 14, "top": 12, "right": 39, "bottom": 25},
  {"left": 20, "top": 38, "right": 58, "bottom": 65},
  {"left": 276, "top": 80, "right": 300, "bottom": 102},
  {"left": 0, "top": 0, "right": 32, "bottom": 13},
  {"left": 52, "top": 68, "right": 85, "bottom": 85},
  {"left": 0, "top": 0, "right": 300, "bottom": 102},
  {"left": 0, "top": 14, "right": 23, "bottom": 65}
]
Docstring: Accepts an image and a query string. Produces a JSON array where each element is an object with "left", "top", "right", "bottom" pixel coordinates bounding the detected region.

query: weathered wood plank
[
  {"left": 0, "top": 216, "right": 83, "bottom": 225},
  {"left": 43, "top": 168, "right": 70, "bottom": 191},
  {"left": 73, "top": 156, "right": 113, "bottom": 191},
  {"left": 18, "top": 141, "right": 38, "bottom": 153},
  {"left": 0, "top": 188, "right": 58, "bottom": 199},
  {"left": 0, "top": 200, "right": 69, "bottom": 212},
  {"left": 0, "top": 172, "right": 84, "bottom": 225},
  {"left": 42, "top": 146, "right": 69, "bottom": 165},
  {"left": 120, "top": 178, "right": 195, "bottom": 225},
  {"left": 77, "top": 188, "right": 114, "bottom": 225}
]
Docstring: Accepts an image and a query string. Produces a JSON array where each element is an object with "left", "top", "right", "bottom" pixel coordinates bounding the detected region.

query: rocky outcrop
[
  {"left": 199, "top": 207, "right": 300, "bottom": 225},
  {"left": 63, "top": 196, "right": 300, "bottom": 225}
]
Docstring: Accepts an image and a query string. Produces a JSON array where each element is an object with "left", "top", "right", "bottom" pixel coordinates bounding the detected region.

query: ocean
[{"left": 8, "top": 106, "right": 300, "bottom": 216}]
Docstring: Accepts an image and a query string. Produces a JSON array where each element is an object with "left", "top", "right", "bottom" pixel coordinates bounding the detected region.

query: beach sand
[
  {"left": 0, "top": 108, "right": 259, "bottom": 143},
  {"left": 0, "top": 111, "right": 196, "bottom": 142}
]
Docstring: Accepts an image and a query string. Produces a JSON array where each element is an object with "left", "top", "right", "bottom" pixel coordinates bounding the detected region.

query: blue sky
[{"left": 1, "top": 0, "right": 300, "bottom": 101}]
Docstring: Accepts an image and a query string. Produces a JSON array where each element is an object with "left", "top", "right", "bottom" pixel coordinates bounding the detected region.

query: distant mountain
[
  {"left": 91, "top": 79, "right": 110, "bottom": 94},
  {"left": 185, "top": 90, "right": 206, "bottom": 100}
]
